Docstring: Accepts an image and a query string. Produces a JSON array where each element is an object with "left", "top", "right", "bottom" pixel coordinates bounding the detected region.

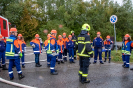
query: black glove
[{"left": 90, "top": 53, "right": 93, "bottom": 58}]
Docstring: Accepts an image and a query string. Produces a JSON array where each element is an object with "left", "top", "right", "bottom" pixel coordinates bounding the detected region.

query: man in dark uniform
[
  {"left": 75, "top": 23, "right": 93, "bottom": 84},
  {"left": 71, "top": 30, "right": 77, "bottom": 60}
]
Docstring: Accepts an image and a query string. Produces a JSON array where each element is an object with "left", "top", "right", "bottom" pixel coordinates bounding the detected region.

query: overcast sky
[{"left": 84, "top": 0, "right": 133, "bottom": 5}]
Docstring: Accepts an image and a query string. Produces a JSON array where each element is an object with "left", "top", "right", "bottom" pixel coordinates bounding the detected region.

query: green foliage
[
  {"left": 1, "top": 0, "right": 133, "bottom": 42},
  {"left": 102, "top": 50, "right": 133, "bottom": 62}
]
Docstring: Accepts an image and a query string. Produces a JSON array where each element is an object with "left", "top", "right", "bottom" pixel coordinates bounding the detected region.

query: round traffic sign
[{"left": 110, "top": 15, "right": 118, "bottom": 24}]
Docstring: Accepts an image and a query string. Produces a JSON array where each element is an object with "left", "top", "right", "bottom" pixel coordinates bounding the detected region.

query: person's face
[
  {"left": 59, "top": 37, "right": 62, "bottom": 40},
  {"left": 125, "top": 37, "right": 128, "bottom": 40},
  {"left": 0, "top": 38, "right": 2, "bottom": 41},
  {"left": 63, "top": 35, "right": 66, "bottom": 38},
  {"left": 36, "top": 37, "right": 39, "bottom": 39},
  {"left": 55, "top": 33, "right": 57, "bottom": 37},
  {"left": 72, "top": 33, "right": 74, "bottom": 36},
  {"left": 18, "top": 36, "right": 21, "bottom": 39},
  {"left": 14, "top": 31, "right": 18, "bottom": 36},
  {"left": 97, "top": 34, "right": 100, "bottom": 37},
  {"left": 69, "top": 37, "right": 72, "bottom": 40},
  {"left": 107, "top": 38, "right": 110, "bottom": 40}
]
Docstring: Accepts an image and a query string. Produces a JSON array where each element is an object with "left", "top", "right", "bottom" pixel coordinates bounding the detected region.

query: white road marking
[{"left": 0, "top": 78, "right": 37, "bottom": 88}]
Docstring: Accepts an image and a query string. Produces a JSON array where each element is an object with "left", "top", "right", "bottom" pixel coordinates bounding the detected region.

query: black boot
[
  {"left": 81, "top": 77, "right": 90, "bottom": 84},
  {"left": 0, "top": 65, "right": 2, "bottom": 68},
  {"left": 100, "top": 62, "right": 104, "bottom": 64},
  {"left": 2, "top": 65, "right": 8, "bottom": 70},
  {"left": 18, "top": 74, "right": 25, "bottom": 80},
  {"left": 93, "top": 62, "right": 97, "bottom": 64},
  {"left": 130, "top": 68, "right": 133, "bottom": 70},
  {"left": 38, "top": 62, "right": 42, "bottom": 67},
  {"left": 108, "top": 60, "right": 111, "bottom": 63},
  {"left": 51, "top": 72, "right": 58, "bottom": 75},
  {"left": 22, "top": 65, "right": 25, "bottom": 68},
  {"left": 104, "top": 59, "right": 106, "bottom": 62},
  {"left": 122, "top": 65, "right": 125, "bottom": 67},
  {"left": 61, "top": 60, "right": 64, "bottom": 63},
  {"left": 10, "top": 76, "right": 14, "bottom": 80},
  {"left": 35, "top": 64, "right": 41, "bottom": 67},
  {"left": 58, "top": 61, "right": 60, "bottom": 64},
  {"left": 79, "top": 74, "right": 82, "bottom": 82}
]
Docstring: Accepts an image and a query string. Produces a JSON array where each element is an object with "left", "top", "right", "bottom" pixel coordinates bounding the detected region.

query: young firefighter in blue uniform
[
  {"left": 93, "top": 32, "right": 104, "bottom": 64},
  {"left": 0, "top": 34, "right": 8, "bottom": 70},
  {"left": 6, "top": 28, "right": 24, "bottom": 80},
  {"left": 122, "top": 34, "right": 133, "bottom": 68},
  {"left": 30, "top": 34, "right": 43, "bottom": 67},
  {"left": 17, "top": 34, "right": 26, "bottom": 68},
  {"left": 104, "top": 35, "right": 113, "bottom": 63},
  {"left": 66, "top": 35, "right": 75, "bottom": 63},
  {"left": 44, "top": 34, "right": 51, "bottom": 67},
  {"left": 45, "top": 30, "right": 59, "bottom": 75},
  {"left": 75, "top": 23, "right": 93, "bottom": 84},
  {"left": 57, "top": 35, "right": 64, "bottom": 64},
  {"left": 71, "top": 31, "right": 77, "bottom": 60}
]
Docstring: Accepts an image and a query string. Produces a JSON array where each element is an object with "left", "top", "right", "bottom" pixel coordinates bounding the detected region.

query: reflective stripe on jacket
[
  {"left": 30, "top": 39, "right": 43, "bottom": 54},
  {"left": 6, "top": 35, "right": 20, "bottom": 59}
]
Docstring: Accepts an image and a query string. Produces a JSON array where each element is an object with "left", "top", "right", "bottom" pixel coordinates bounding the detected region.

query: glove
[
  {"left": 39, "top": 38, "right": 42, "bottom": 43},
  {"left": 77, "top": 55, "right": 79, "bottom": 60},
  {"left": 24, "top": 47, "right": 26, "bottom": 52},
  {"left": 32, "top": 44, "right": 35, "bottom": 48},
  {"left": 19, "top": 53, "right": 23, "bottom": 58},
  {"left": 52, "top": 52, "right": 57, "bottom": 56},
  {"left": 90, "top": 53, "right": 93, "bottom": 58}
]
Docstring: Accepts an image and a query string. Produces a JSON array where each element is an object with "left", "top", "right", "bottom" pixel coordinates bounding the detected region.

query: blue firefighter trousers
[
  {"left": 8, "top": 58, "right": 22, "bottom": 78},
  {"left": 94, "top": 47, "right": 103, "bottom": 63}
]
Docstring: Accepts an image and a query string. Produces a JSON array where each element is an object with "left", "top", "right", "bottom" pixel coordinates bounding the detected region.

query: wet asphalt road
[{"left": 0, "top": 48, "right": 133, "bottom": 88}]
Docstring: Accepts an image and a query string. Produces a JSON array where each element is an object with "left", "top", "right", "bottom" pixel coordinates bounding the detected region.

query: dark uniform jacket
[{"left": 75, "top": 30, "right": 93, "bottom": 57}]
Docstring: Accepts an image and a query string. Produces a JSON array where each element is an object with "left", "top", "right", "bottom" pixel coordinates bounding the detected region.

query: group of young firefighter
[{"left": 0, "top": 23, "right": 133, "bottom": 84}]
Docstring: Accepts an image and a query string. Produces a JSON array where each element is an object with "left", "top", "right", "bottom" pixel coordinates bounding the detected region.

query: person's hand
[
  {"left": 19, "top": 53, "right": 23, "bottom": 58},
  {"left": 32, "top": 44, "right": 35, "bottom": 48},
  {"left": 39, "top": 38, "right": 43, "bottom": 43},
  {"left": 90, "top": 53, "right": 93, "bottom": 58}
]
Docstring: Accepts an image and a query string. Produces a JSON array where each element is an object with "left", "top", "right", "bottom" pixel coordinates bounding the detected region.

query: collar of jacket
[
  {"left": 10, "top": 35, "right": 17, "bottom": 38},
  {"left": 51, "top": 35, "right": 56, "bottom": 38},
  {"left": 80, "top": 30, "right": 88, "bottom": 35}
]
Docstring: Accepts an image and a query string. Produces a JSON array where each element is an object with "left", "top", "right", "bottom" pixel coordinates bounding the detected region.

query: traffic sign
[{"left": 110, "top": 15, "right": 117, "bottom": 24}]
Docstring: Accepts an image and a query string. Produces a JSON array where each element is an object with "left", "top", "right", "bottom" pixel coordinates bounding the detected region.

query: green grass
[{"left": 102, "top": 50, "right": 133, "bottom": 63}]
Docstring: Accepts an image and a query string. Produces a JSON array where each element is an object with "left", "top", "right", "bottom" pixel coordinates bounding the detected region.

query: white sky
[{"left": 84, "top": 0, "right": 133, "bottom": 5}]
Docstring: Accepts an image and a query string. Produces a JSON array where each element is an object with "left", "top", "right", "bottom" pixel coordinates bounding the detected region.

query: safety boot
[
  {"left": 10, "top": 76, "right": 14, "bottom": 80},
  {"left": 18, "top": 74, "right": 25, "bottom": 80},
  {"left": 104, "top": 59, "right": 106, "bottom": 62},
  {"left": 51, "top": 72, "right": 58, "bottom": 75},
  {"left": 58, "top": 61, "right": 60, "bottom": 64},
  {"left": 61, "top": 60, "right": 64, "bottom": 63},
  {"left": 81, "top": 77, "right": 90, "bottom": 84},
  {"left": 22, "top": 65, "right": 25, "bottom": 68},
  {"left": 72, "top": 61, "right": 75, "bottom": 63},
  {"left": 100, "top": 62, "right": 104, "bottom": 64},
  {"left": 0, "top": 65, "right": 2, "bottom": 68},
  {"left": 35, "top": 64, "right": 42, "bottom": 67},
  {"left": 122, "top": 64, "right": 125, "bottom": 67},
  {"left": 2, "top": 65, "right": 8, "bottom": 70},
  {"left": 130, "top": 68, "right": 133, "bottom": 70}
]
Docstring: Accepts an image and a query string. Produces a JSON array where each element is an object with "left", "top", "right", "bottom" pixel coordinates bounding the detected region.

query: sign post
[{"left": 110, "top": 15, "right": 118, "bottom": 51}]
